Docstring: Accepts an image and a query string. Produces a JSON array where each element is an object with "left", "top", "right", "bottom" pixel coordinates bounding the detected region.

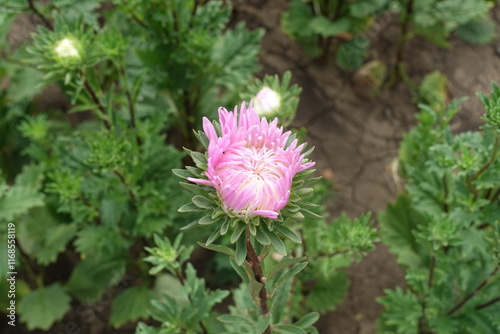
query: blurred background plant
[{"left": 377, "top": 84, "right": 500, "bottom": 333}]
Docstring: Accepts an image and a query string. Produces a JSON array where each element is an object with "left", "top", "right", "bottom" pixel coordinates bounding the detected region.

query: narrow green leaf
[
  {"left": 198, "top": 242, "right": 235, "bottom": 257},
  {"left": 178, "top": 203, "right": 205, "bottom": 212},
  {"left": 273, "top": 324, "right": 307, "bottom": 334},
  {"left": 179, "top": 182, "right": 206, "bottom": 195},
  {"left": 192, "top": 195, "right": 213, "bottom": 209},
  {"left": 267, "top": 256, "right": 307, "bottom": 280},
  {"left": 273, "top": 224, "right": 302, "bottom": 243},
  {"left": 172, "top": 169, "right": 192, "bottom": 179},
  {"left": 229, "top": 258, "right": 251, "bottom": 283},
  {"left": 230, "top": 222, "right": 246, "bottom": 243},
  {"left": 235, "top": 235, "right": 247, "bottom": 266},
  {"left": 255, "top": 226, "right": 271, "bottom": 245},
  {"left": 255, "top": 315, "right": 271, "bottom": 334},
  {"left": 248, "top": 279, "right": 264, "bottom": 299},
  {"left": 268, "top": 232, "right": 287, "bottom": 256},
  {"left": 205, "top": 228, "right": 221, "bottom": 246},
  {"left": 294, "top": 312, "right": 320, "bottom": 328},
  {"left": 270, "top": 262, "right": 308, "bottom": 296},
  {"left": 180, "top": 219, "right": 200, "bottom": 230}
]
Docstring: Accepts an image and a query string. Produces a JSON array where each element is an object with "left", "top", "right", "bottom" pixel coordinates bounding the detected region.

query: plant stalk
[{"left": 246, "top": 229, "right": 271, "bottom": 334}]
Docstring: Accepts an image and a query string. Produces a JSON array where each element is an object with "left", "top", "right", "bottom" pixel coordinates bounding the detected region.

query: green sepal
[
  {"left": 185, "top": 166, "right": 203, "bottom": 177},
  {"left": 198, "top": 215, "right": 217, "bottom": 225},
  {"left": 235, "top": 234, "right": 247, "bottom": 265},
  {"left": 172, "top": 169, "right": 192, "bottom": 179},
  {"left": 220, "top": 219, "right": 229, "bottom": 235},
  {"left": 230, "top": 222, "right": 246, "bottom": 243},
  {"left": 178, "top": 202, "right": 205, "bottom": 213},
  {"left": 193, "top": 129, "right": 210, "bottom": 149},
  {"left": 179, "top": 182, "right": 206, "bottom": 195}
]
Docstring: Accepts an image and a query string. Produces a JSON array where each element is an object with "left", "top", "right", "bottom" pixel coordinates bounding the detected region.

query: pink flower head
[{"left": 188, "top": 102, "right": 315, "bottom": 220}]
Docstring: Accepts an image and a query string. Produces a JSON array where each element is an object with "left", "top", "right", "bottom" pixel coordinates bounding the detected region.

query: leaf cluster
[{"left": 378, "top": 83, "right": 500, "bottom": 333}]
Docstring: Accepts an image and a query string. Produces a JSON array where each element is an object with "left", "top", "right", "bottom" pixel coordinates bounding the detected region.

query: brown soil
[{"left": 234, "top": 1, "right": 500, "bottom": 333}]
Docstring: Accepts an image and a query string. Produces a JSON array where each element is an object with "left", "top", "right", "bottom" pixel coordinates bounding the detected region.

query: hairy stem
[{"left": 246, "top": 229, "right": 271, "bottom": 334}]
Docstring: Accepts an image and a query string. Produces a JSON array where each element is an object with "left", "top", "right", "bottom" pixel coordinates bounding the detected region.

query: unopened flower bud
[
  {"left": 254, "top": 87, "right": 281, "bottom": 116},
  {"left": 54, "top": 38, "right": 80, "bottom": 59}
]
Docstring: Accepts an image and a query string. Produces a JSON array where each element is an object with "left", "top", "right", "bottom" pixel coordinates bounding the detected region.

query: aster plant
[
  {"left": 173, "top": 101, "right": 320, "bottom": 333},
  {"left": 241, "top": 71, "right": 302, "bottom": 127}
]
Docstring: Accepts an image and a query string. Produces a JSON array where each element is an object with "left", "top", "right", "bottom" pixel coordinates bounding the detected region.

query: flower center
[{"left": 216, "top": 145, "right": 290, "bottom": 215}]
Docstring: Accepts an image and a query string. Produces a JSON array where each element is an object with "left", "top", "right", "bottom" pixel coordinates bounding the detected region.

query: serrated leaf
[
  {"left": 198, "top": 242, "right": 235, "bottom": 257},
  {"left": 65, "top": 256, "right": 126, "bottom": 303},
  {"left": 378, "top": 195, "right": 427, "bottom": 267},
  {"left": 18, "top": 283, "right": 71, "bottom": 330},
  {"left": 336, "top": 37, "right": 369, "bottom": 71},
  {"left": 0, "top": 185, "right": 44, "bottom": 221},
  {"left": 110, "top": 286, "right": 153, "bottom": 327},
  {"left": 306, "top": 272, "right": 348, "bottom": 313},
  {"left": 455, "top": 17, "right": 497, "bottom": 45}
]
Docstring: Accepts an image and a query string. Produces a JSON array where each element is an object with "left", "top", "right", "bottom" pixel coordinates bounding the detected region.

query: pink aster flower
[{"left": 187, "top": 102, "right": 315, "bottom": 220}]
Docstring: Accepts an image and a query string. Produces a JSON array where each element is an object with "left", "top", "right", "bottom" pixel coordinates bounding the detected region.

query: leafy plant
[
  {"left": 0, "top": 0, "right": 263, "bottom": 331},
  {"left": 281, "top": 0, "right": 389, "bottom": 70},
  {"left": 377, "top": 83, "right": 500, "bottom": 333}
]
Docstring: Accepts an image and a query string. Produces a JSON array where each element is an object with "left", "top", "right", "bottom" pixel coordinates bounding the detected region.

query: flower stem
[{"left": 245, "top": 229, "right": 271, "bottom": 334}]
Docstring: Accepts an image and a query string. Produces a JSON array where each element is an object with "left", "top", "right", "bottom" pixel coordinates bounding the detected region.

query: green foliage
[
  {"left": 0, "top": 0, "right": 265, "bottom": 331},
  {"left": 410, "top": 0, "right": 493, "bottom": 47},
  {"left": 281, "top": 0, "right": 387, "bottom": 69},
  {"left": 138, "top": 263, "right": 229, "bottom": 334},
  {"left": 110, "top": 285, "right": 154, "bottom": 327},
  {"left": 18, "top": 283, "right": 71, "bottom": 331},
  {"left": 454, "top": 18, "right": 497, "bottom": 45},
  {"left": 378, "top": 84, "right": 500, "bottom": 333},
  {"left": 240, "top": 71, "right": 302, "bottom": 127}
]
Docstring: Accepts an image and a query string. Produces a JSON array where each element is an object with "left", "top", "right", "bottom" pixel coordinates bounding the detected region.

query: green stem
[
  {"left": 386, "top": 0, "right": 414, "bottom": 87},
  {"left": 246, "top": 229, "right": 271, "bottom": 334}
]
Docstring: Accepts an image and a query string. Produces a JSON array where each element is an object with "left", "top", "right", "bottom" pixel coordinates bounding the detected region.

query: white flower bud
[
  {"left": 254, "top": 87, "right": 281, "bottom": 116},
  {"left": 54, "top": 38, "right": 80, "bottom": 59}
]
